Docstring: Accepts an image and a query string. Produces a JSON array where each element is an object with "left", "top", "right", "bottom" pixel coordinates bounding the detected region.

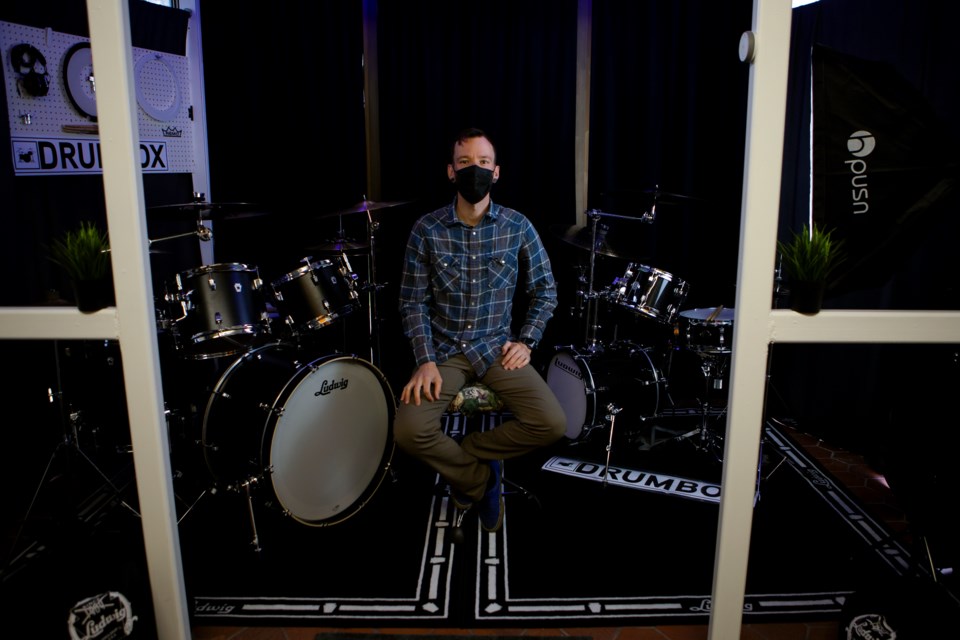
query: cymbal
[
  {"left": 304, "top": 238, "right": 371, "bottom": 254},
  {"left": 550, "top": 223, "right": 631, "bottom": 259},
  {"left": 147, "top": 201, "right": 271, "bottom": 220},
  {"left": 600, "top": 188, "right": 705, "bottom": 206},
  {"left": 642, "top": 188, "right": 705, "bottom": 205},
  {"left": 319, "top": 199, "right": 411, "bottom": 218}
]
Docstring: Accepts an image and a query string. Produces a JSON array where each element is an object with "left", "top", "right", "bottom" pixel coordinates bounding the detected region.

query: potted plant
[
  {"left": 48, "top": 221, "right": 114, "bottom": 312},
  {"left": 777, "top": 223, "right": 845, "bottom": 314}
]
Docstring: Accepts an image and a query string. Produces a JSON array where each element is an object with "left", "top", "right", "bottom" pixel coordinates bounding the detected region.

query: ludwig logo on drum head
[
  {"left": 552, "top": 357, "right": 583, "bottom": 380},
  {"left": 316, "top": 377, "right": 349, "bottom": 395}
]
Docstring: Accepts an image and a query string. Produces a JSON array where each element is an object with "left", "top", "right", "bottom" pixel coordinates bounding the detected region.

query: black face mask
[{"left": 454, "top": 165, "right": 495, "bottom": 204}]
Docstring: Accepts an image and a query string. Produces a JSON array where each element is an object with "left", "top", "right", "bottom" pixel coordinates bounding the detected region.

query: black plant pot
[
  {"left": 72, "top": 278, "right": 115, "bottom": 312},
  {"left": 789, "top": 279, "right": 825, "bottom": 314}
]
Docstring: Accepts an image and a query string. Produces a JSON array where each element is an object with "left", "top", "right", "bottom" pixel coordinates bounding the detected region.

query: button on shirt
[{"left": 399, "top": 200, "right": 557, "bottom": 377}]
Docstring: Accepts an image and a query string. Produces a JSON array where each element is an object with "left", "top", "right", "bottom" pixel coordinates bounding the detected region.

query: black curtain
[
  {"left": 589, "top": 0, "right": 753, "bottom": 312},
  {"left": 374, "top": 0, "right": 579, "bottom": 376},
  {"left": 197, "top": 0, "right": 366, "bottom": 279}
]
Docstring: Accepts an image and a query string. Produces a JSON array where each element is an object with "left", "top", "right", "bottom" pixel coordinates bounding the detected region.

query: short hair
[{"left": 451, "top": 127, "right": 496, "bottom": 164}]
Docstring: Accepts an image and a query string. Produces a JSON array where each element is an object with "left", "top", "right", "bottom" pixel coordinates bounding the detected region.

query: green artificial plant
[
  {"left": 777, "top": 223, "right": 846, "bottom": 283},
  {"left": 48, "top": 221, "right": 111, "bottom": 282}
]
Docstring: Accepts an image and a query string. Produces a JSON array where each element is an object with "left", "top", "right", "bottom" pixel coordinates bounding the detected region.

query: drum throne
[{"left": 441, "top": 383, "right": 538, "bottom": 544}]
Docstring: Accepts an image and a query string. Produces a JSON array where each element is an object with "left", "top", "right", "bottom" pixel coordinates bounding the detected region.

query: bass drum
[
  {"left": 202, "top": 342, "right": 395, "bottom": 526},
  {"left": 545, "top": 342, "right": 664, "bottom": 441}
]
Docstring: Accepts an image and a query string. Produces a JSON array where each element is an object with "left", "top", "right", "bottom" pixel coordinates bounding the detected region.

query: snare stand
[{"left": 665, "top": 351, "right": 728, "bottom": 461}]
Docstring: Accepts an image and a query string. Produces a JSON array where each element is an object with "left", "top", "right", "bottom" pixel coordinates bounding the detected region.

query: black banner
[{"left": 812, "top": 44, "right": 958, "bottom": 293}]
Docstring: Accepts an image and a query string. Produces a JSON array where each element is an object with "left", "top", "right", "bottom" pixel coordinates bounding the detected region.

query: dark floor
[{"left": 3, "top": 337, "right": 955, "bottom": 639}]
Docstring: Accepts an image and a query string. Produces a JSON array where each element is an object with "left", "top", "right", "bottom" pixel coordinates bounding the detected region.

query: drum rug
[{"left": 184, "top": 414, "right": 914, "bottom": 628}]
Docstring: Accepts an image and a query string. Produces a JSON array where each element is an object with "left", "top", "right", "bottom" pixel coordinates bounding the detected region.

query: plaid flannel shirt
[{"left": 399, "top": 200, "right": 557, "bottom": 377}]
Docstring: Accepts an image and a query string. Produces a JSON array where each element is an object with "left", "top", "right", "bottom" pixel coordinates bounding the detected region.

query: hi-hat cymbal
[
  {"left": 319, "top": 199, "right": 411, "bottom": 219},
  {"left": 304, "top": 238, "right": 371, "bottom": 255},
  {"left": 147, "top": 201, "right": 271, "bottom": 220},
  {"left": 551, "top": 223, "right": 632, "bottom": 259}
]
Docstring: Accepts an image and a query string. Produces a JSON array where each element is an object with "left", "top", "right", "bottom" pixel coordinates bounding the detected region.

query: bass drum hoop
[{"left": 202, "top": 342, "right": 395, "bottom": 526}]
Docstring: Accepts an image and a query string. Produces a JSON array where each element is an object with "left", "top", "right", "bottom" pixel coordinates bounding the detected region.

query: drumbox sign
[
  {"left": 12, "top": 138, "right": 170, "bottom": 175},
  {"left": 542, "top": 456, "right": 721, "bottom": 504}
]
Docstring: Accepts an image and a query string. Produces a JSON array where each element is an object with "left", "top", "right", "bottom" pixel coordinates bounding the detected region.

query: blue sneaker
[{"left": 477, "top": 460, "right": 504, "bottom": 532}]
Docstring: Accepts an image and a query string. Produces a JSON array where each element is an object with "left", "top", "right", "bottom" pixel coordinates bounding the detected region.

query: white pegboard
[{"left": 2, "top": 20, "right": 194, "bottom": 174}]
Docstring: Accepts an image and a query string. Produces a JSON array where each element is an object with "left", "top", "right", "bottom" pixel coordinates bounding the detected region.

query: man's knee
[{"left": 542, "top": 402, "right": 568, "bottom": 444}]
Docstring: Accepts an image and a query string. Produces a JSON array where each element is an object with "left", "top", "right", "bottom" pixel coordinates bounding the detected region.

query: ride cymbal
[{"left": 318, "top": 199, "right": 411, "bottom": 218}]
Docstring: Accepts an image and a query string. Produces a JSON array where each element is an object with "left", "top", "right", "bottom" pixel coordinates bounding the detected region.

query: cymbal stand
[
  {"left": 582, "top": 210, "right": 605, "bottom": 354},
  {"left": 364, "top": 207, "right": 384, "bottom": 367}
]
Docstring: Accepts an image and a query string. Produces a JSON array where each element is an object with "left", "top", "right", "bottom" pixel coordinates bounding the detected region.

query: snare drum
[
  {"left": 608, "top": 263, "right": 688, "bottom": 324},
  {"left": 678, "top": 307, "right": 734, "bottom": 354},
  {"left": 545, "top": 342, "right": 664, "bottom": 440},
  {"left": 270, "top": 257, "right": 359, "bottom": 335},
  {"left": 166, "top": 263, "right": 269, "bottom": 360}
]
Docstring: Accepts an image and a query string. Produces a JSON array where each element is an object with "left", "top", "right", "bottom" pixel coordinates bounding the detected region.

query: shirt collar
[{"left": 444, "top": 198, "right": 500, "bottom": 226}]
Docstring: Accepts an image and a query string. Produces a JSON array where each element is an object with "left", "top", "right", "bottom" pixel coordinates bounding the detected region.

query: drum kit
[
  {"left": 147, "top": 195, "right": 407, "bottom": 549},
  {"left": 545, "top": 206, "right": 734, "bottom": 463}
]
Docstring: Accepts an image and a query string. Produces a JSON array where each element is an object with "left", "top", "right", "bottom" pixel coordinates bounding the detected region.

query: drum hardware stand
[
  {"left": 7, "top": 342, "right": 141, "bottom": 568},
  {"left": 146, "top": 221, "right": 214, "bottom": 249},
  {"left": 601, "top": 403, "right": 623, "bottom": 485},
  {"left": 241, "top": 476, "right": 262, "bottom": 553},
  {"left": 363, "top": 202, "right": 385, "bottom": 368}
]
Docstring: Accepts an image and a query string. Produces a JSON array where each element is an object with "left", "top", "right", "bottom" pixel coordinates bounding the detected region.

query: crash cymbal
[
  {"left": 551, "top": 223, "right": 632, "bottom": 259},
  {"left": 600, "top": 188, "right": 706, "bottom": 206},
  {"left": 147, "top": 201, "right": 271, "bottom": 220},
  {"left": 642, "top": 187, "right": 705, "bottom": 205},
  {"left": 319, "top": 198, "right": 411, "bottom": 218}
]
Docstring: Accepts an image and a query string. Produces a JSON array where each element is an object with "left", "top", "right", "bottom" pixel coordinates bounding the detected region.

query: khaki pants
[{"left": 393, "top": 354, "right": 566, "bottom": 501}]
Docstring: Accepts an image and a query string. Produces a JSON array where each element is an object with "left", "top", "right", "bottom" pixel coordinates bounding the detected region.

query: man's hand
[
  {"left": 501, "top": 341, "right": 532, "bottom": 371},
  {"left": 400, "top": 361, "right": 443, "bottom": 405}
]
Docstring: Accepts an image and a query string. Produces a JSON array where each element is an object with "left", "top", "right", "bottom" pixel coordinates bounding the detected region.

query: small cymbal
[
  {"left": 147, "top": 201, "right": 271, "bottom": 220},
  {"left": 551, "top": 223, "right": 632, "bottom": 259},
  {"left": 319, "top": 199, "right": 411, "bottom": 218}
]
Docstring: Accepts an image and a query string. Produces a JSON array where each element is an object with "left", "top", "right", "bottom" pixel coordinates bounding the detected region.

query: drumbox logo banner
[
  {"left": 11, "top": 138, "right": 170, "bottom": 175},
  {"left": 541, "top": 456, "right": 721, "bottom": 504}
]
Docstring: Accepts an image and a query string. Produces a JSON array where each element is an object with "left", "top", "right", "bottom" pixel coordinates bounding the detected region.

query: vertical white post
[
  {"left": 708, "top": 1, "right": 792, "bottom": 639},
  {"left": 85, "top": 1, "right": 190, "bottom": 638}
]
